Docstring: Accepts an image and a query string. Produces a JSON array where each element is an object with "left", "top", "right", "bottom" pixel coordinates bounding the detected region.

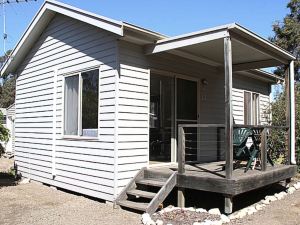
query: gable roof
[
  {"left": 1, "top": 0, "right": 295, "bottom": 78},
  {"left": 0, "top": 0, "right": 124, "bottom": 76}
]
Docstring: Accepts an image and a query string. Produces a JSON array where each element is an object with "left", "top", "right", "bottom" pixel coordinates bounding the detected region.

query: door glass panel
[
  {"left": 176, "top": 78, "right": 198, "bottom": 162},
  {"left": 177, "top": 78, "right": 197, "bottom": 121},
  {"left": 149, "top": 74, "right": 174, "bottom": 162}
]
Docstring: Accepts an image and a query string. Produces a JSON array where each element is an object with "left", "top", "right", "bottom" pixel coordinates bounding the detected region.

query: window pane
[
  {"left": 81, "top": 69, "right": 99, "bottom": 137},
  {"left": 64, "top": 75, "right": 79, "bottom": 135}
]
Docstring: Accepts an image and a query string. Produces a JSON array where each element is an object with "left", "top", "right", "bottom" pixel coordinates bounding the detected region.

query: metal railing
[{"left": 177, "top": 123, "right": 289, "bottom": 176}]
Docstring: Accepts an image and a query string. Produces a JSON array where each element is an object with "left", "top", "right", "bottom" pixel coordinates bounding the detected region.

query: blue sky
[{"left": 1, "top": 0, "right": 290, "bottom": 54}]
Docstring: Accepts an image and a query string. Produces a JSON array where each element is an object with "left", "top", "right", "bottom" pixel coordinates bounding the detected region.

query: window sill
[{"left": 59, "top": 135, "right": 99, "bottom": 141}]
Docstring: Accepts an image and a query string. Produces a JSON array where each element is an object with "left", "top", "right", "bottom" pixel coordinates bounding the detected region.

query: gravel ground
[
  {"left": 0, "top": 182, "right": 141, "bottom": 225},
  {"left": 230, "top": 188, "right": 300, "bottom": 225},
  {"left": 1, "top": 157, "right": 300, "bottom": 225},
  {"left": 152, "top": 209, "right": 220, "bottom": 225}
]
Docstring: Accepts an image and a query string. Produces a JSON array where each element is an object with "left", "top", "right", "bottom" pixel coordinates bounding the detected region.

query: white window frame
[
  {"left": 244, "top": 91, "right": 260, "bottom": 125},
  {"left": 61, "top": 66, "right": 100, "bottom": 140}
]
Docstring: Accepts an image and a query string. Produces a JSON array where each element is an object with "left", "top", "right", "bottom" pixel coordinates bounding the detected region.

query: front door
[
  {"left": 149, "top": 74, "right": 198, "bottom": 164},
  {"left": 176, "top": 78, "right": 198, "bottom": 162}
]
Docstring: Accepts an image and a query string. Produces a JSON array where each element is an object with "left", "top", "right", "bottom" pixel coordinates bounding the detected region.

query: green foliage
[
  {"left": 268, "top": 84, "right": 300, "bottom": 166},
  {"left": 0, "top": 76, "right": 16, "bottom": 108},
  {"left": 0, "top": 111, "right": 9, "bottom": 157},
  {"left": 269, "top": 0, "right": 300, "bottom": 80}
]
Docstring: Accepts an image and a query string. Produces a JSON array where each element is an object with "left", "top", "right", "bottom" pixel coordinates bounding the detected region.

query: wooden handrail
[
  {"left": 233, "top": 125, "right": 289, "bottom": 129},
  {"left": 178, "top": 124, "right": 225, "bottom": 128}
]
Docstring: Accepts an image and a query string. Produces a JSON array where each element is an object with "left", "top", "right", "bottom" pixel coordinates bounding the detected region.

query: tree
[
  {"left": 269, "top": 0, "right": 300, "bottom": 166},
  {"left": 0, "top": 76, "right": 16, "bottom": 108},
  {"left": 269, "top": 0, "right": 300, "bottom": 80},
  {"left": 0, "top": 50, "right": 12, "bottom": 69},
  {"left": 0, "top": 111, "right": 9, "bottom": 157},
  {"left": 268, "top": 85, "right": 300, "bottom": 165}
]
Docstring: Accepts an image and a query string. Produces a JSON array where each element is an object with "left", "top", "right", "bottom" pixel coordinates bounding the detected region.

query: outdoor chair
[
  {"left": 233, "top": 128, "right": 259, "bottom": 172},
  {"left": 252, "top": 128, "right": 275, "bottom": 167}
]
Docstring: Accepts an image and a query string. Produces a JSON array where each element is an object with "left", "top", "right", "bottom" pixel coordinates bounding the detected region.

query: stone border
[{"left": 141, "top": 181, "right": 300, "bottom": 225}]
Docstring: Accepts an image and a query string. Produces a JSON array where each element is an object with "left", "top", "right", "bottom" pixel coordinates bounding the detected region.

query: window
[
  {"left": 244, "top": 91, "right": 260, "bottom": 125},
  {"left": 64, "top": 69, "right": 99, "bottom": 137}
]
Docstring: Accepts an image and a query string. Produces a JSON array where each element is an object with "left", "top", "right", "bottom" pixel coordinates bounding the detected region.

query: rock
[
  {"left": 228, "top": 214, "right": 238, "bottom": 220},
  {"left": 255, "top": 204, "right": 264, "bottom": 211},
  {"left": 274, "top": 193, "right": 281, "bottom": 200},
  {"left": 156, "top": 220, "right": 163, "bottom": 225},
  {"left": 203, "top": 220, "right": 213, "bottom": 225},
  {"left": 193, "top": 222, "right": 202, "bottom": 225},
  {"left": 261, "top": 199, "right": 270, "bottom": 205},
  {"left": 211, "top": 220, "right": 222, "bottom": 225},
  {"left": 236, "top": 210, "right": 247, "bottom": 219},
  {"left": 196, "top": 208, "right": 207, "bottom": 213},
  {"left": 220, "top": 214, "right": 230, "bottom": 223},
  {"left": 246, "top": 206, "right": 257, "bottom": 215},
  {"left": 164, "top": 207, "right": 173, "bottom": 213},
  {"left": 146, "top": 220, "right": 155, "bottom": 225},
  {"left": 186, "top": 207, "right": 196, "bottom": 211},
  {"left": 142, "top": 213, "right": 151, "bottom": 225},
  {"left": 287, "top": 187, "right": 296, "bottom": 194},
  {"left": 265, "top": 195, "right": 277, "bottom": 202},
  {"left": 294, "top": 182, "right": 300, "bottom": 190},
  {"left": 208, "top": 208, "right": 221, "bottom": 215},
  {"left": 19, "top": 177, "right": 30, "bottom": 185}
]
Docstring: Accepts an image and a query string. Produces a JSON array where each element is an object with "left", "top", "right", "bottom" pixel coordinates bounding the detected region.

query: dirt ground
[
  {"left": 230, "top": 189, "right": 300, "bottom": 225},
  {"left": 0, "top": 182, "right": 141, "bottom": 225},
  {"left": 1, "top": 157, "right": 300, "bottom": 225}
]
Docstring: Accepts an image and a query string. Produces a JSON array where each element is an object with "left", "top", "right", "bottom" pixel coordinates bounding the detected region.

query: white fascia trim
[
  {"left": 230, "top": 23, "right": 296, "bottom": 61},
  {"left": 45, "top": 1, "right": 123, "bottom": 36},
  {"left": 147, "top": 30, "right": 229, "bottom": 54},
  {"left": 156, "top": 24, "right": 232, "bottom": 44}
]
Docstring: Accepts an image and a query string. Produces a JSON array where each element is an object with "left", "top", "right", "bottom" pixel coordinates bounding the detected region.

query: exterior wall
[
  {"left": 233, "top": 75, "right": 271, "bottom": 125},
  {"left": 5, "top": 104, "right": 15, "bottom": 154},
  {"left": 117, "top": 40, "right": 224, "bottom": 191},
  {"left": 116, "top": 40, "right": 273, "bottom": 191},
  {"left": 15, "top": 14, "right": 118, "bottom": 201}
]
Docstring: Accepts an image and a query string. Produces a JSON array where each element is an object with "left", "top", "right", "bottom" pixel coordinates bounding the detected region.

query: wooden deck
[{"left": 148, "top": 161, "right": 297, "bottom": 196}]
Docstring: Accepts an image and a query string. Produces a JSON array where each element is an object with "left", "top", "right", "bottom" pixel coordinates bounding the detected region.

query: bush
[
  {"left": 268, "top": 84, "right": 300, "bottom": 167},
  {"left": 0, "top": 111, "right": 9, "bottom": 157}
]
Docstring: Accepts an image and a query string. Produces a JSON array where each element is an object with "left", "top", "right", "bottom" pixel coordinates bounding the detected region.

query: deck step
[
  {"left": 118, "top": 200, "right": 148, "bottom": 211},
  {"left": 136, "top": 179, "right": 165, "bottom": 187},
  {"left": 116, "top": 168, "right": 177, "bottom": 214},
  {"left": 127, "top": 189, "right": 156, "bottom": 199}
]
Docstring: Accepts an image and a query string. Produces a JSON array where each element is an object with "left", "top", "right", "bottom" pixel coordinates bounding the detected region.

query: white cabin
[{"left": 1, "top": 0, "right": 295, "bottom": 210}]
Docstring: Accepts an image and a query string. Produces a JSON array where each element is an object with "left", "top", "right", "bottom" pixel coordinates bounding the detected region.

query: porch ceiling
[{"left": 145, "top": 23, "right": 295, "bottom": 72}]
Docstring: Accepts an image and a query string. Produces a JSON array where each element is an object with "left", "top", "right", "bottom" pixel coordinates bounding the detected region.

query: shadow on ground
[
  {"left": 161, "top": 183, "right": 286, "bottom": 213},
  {"left": 0, "top": 172, "right": 17, "bottom": 188}
]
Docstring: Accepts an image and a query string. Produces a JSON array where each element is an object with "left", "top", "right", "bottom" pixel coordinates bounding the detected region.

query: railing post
[
  {"left": 178, "top": 126, "right": 185, "bottom": 174},
  {"left": 261, "top": 128, "right": 267, "bottom": 171},
  {"left": 177, "top": 126, "right": 185, "bottom": 208},
  {"left": 286, "top": 61, "right": 296, "bottom": 165},
  {"left": 217, "top": 127, "right": 221, "bottom": 161},
  {"left": 224, "top": 36, "right": 233, "bottom": 179}
]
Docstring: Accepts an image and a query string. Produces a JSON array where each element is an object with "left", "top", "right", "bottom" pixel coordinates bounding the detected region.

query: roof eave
[{"left": 229, "top": 24, "right": 296, "bottom": 62}]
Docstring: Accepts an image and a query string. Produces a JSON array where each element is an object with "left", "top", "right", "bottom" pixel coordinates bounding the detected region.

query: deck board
[{"left": 148, "top": 162, "right": 297, "bottom": 196}]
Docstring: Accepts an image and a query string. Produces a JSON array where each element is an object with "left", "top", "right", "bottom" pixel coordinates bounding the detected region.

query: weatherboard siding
[
  {"left": 15, "top": 14, "right": 118, "bottom": 201},
  {"left": 116, "top": 40, "right": 273, "bottom": 189}
]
